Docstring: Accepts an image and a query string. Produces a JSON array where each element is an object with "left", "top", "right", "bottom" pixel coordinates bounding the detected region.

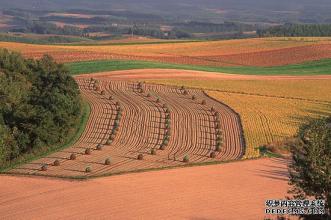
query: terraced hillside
[{"left": 9, "top": 80, "right": 245, "bottom": 177}]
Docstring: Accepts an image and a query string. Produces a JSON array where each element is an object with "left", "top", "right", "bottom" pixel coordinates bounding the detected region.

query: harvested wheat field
[
  {"left": 140, "top": 75, "right": 331, "bottom": 158},
  {"left": 0, "top": 157, "right": 294, "bottom": 220},
  {"left": 1, "top": 37, "right": 331, "bottom": 66},
  {"left": 9, "top": 79, "right": 244, "bottom": 177},
  {"left": 73, "top": 69, "right": 331, "bottom": 159}
]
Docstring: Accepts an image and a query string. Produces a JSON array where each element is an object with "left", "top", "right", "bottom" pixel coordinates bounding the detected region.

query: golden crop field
[
  {"left": 146, "top": 79, "right": 331, "bottom": 158},
  {"left": 1, "top": 37, "right": 331, "bottom": 66}
]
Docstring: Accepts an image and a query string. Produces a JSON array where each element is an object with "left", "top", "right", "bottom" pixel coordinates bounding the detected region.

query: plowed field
[
  {"left": 0, "top": 158, "right": 293, "bottom": 220},
  {"left": 1, "top": 37, "right": 331, "bottom": 66},
  {"left": 9, "top": 80, "right": 245, "bottom": 177}
]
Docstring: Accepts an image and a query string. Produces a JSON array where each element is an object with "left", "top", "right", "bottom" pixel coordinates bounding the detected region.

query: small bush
[
  {"left": 156, "top": 98, "right": 160, "bottom": 103},
  {"left": 165, "top": 114, "right": 170, "bottom": 119},
  {"left": 139, "top": 88, "right": 144, "bottom": 93},
  {"left": 183, "top": 90, "right": 188, "bottom": 95},
  {"left": 180, "top": 86, "right": 185, "bottom": 90},
  {"left": 192, "top": 95, "right": 196, "bottom": 100},
  {"left": 210, "top": 152, "right": 216, "bottom": 158},
  {"left": 115, "top": 114, "right": 122, "bottom": 120},
  {"left": 165, "top": 124, "right": 170, "bottom": 129},
  {"left": 53, "top": 160, "right": 60, "bottom": 166},
  {"left": 106, "top": 139, "right": 112, "bottom": 145},
  {"left": 137, "top": 154, "right": 144, "bottom": 160},
  {"left": 41, "top": 164, "right": 48, "bottom": 171},
  {"left": 109, "top": 96, "right": 113, "bottom": 100},
  {"left": 201, "top": 100, "right": 206, "bottom": 105},
  {"left": 151, "top": 149, "right": 157, "bottom": 155},
  {"left": 183, "top": 155, "right": 190, "bottom": 163},
  {"left": 70, "top": 153, "right": 76, "bottom": 160},
  {"left": 160, "top": 144, "right": 166, "bottom": 150},
  {"left": 216, "top": 144, "right": 221, "bottom": 152},
  {"left": 96, "top": 144, "right": 103, "bottom": 150},
  {"left": 116, "top": 101, "right": 120, "bottom": 106},
  {"left": 163, "top": 139, "right": 169, "bottom": 146},
  {"left": 105, "top": 158, "right": 111, "bottom": 165},
  {"left": 101, "top": 90, "right": 105, "bottom": 95},
  {"left": 211, "top": 107, "right": 215, "bottom": 112},
  {"left": 165, "top": 109, "right": 170, "bottom": 114},
  {"left": 85, "top": 148, "right": 91, "bottom": 155},
  {"left": 165, "top": 130, "right": 171, "bottom": 136},
  {"left": 85, "top": 166, "right": 92, "bottom": 173}
]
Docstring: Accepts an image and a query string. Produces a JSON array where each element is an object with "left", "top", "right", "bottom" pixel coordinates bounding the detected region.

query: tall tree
[{"left": 289, "top": 117, "right": 331, "bottom": 219}]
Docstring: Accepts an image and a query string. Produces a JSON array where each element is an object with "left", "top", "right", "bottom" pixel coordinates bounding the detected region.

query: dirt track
[
  {"left": 75, "top": 69, "right": 331, "bottom": 81},
  {"left": 9, "top": 80, "right": 244, "bottom": 177},
  {"left": 0, "top": 158, "right": 294, "bottom": 220}
]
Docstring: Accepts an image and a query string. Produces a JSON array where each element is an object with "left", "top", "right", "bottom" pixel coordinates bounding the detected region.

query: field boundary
[{"left": 1, "top": 155, "right": 274, "bottom": 180}]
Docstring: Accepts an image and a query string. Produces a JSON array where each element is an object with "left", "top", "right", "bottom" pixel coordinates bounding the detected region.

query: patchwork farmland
[
  {"left": 1, "top": 34, "right": 330, "bottom": 219},
  {"left": 1, "top": 37, "right": 331, "bottom": 66},
  {"left": 10, "top": 79, "right": 245, "bottom": 177}
]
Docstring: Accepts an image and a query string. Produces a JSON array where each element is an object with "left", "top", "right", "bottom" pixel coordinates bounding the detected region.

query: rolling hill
[{"left": 1, "top": 0, "right": 331, "bottom": 23}]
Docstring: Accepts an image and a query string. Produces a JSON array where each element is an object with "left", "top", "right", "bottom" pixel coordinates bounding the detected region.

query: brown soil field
[
  {"left": 9, "top": 79, "right": 244, "bottom": 177},
  {"left": 1, "top": 37, "right": 331, "bottom": 66},
  {"left": 0, "top": 158, "right": 295, "bottom": 220}
]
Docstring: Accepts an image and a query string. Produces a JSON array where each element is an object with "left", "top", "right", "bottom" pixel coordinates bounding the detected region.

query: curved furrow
[{"left": 10, "top": 80, "right": 245, "bottom": 177}]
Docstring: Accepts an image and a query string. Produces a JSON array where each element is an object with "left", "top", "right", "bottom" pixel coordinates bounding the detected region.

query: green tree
[
  {"left": 0, "top": 49, "right": 81, "bottom": 167},
  {"left": 288, "top": 117, "right": 331, "bottom": 219}
]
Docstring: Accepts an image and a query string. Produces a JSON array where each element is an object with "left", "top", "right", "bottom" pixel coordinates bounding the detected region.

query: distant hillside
[{"left": 1, "top": 0, "right": 331, "bottom": 23}]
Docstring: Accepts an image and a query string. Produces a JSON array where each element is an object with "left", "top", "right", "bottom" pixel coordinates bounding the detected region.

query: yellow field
[
  {"left": 147, "top": 79, "right": 331, "bottom": 158},
  {"left": 1, "top": 37, "right": 331, "bottom": 66}
]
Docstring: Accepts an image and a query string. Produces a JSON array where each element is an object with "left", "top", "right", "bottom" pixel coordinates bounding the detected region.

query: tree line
[
  {"left": 0, "top": 49, "right": 81, "bottom": 168},
  {"left": 258, "top": 23, "right": 331, "bottom": 37},
  {"left": 11, "top": 20, "right": 192, "bottom": 39}
]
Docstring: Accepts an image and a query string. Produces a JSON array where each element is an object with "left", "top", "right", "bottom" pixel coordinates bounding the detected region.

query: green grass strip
[{"left": 67, "top": 58, "right": 331, "bottom": 76}]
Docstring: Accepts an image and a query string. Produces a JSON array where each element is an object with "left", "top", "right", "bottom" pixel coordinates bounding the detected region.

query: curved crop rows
[{"left": 9, "top": 80, "right": 245, "bottom": 177}]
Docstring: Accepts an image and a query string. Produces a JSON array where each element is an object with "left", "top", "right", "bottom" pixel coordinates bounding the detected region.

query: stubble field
[{"left": 145, "top": 78, "right": 331, "bottom": 157}]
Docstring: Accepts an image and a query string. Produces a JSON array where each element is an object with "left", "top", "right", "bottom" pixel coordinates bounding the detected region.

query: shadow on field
[{"left": 256, "top": 158, "right": 289, "bottom": 181}]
